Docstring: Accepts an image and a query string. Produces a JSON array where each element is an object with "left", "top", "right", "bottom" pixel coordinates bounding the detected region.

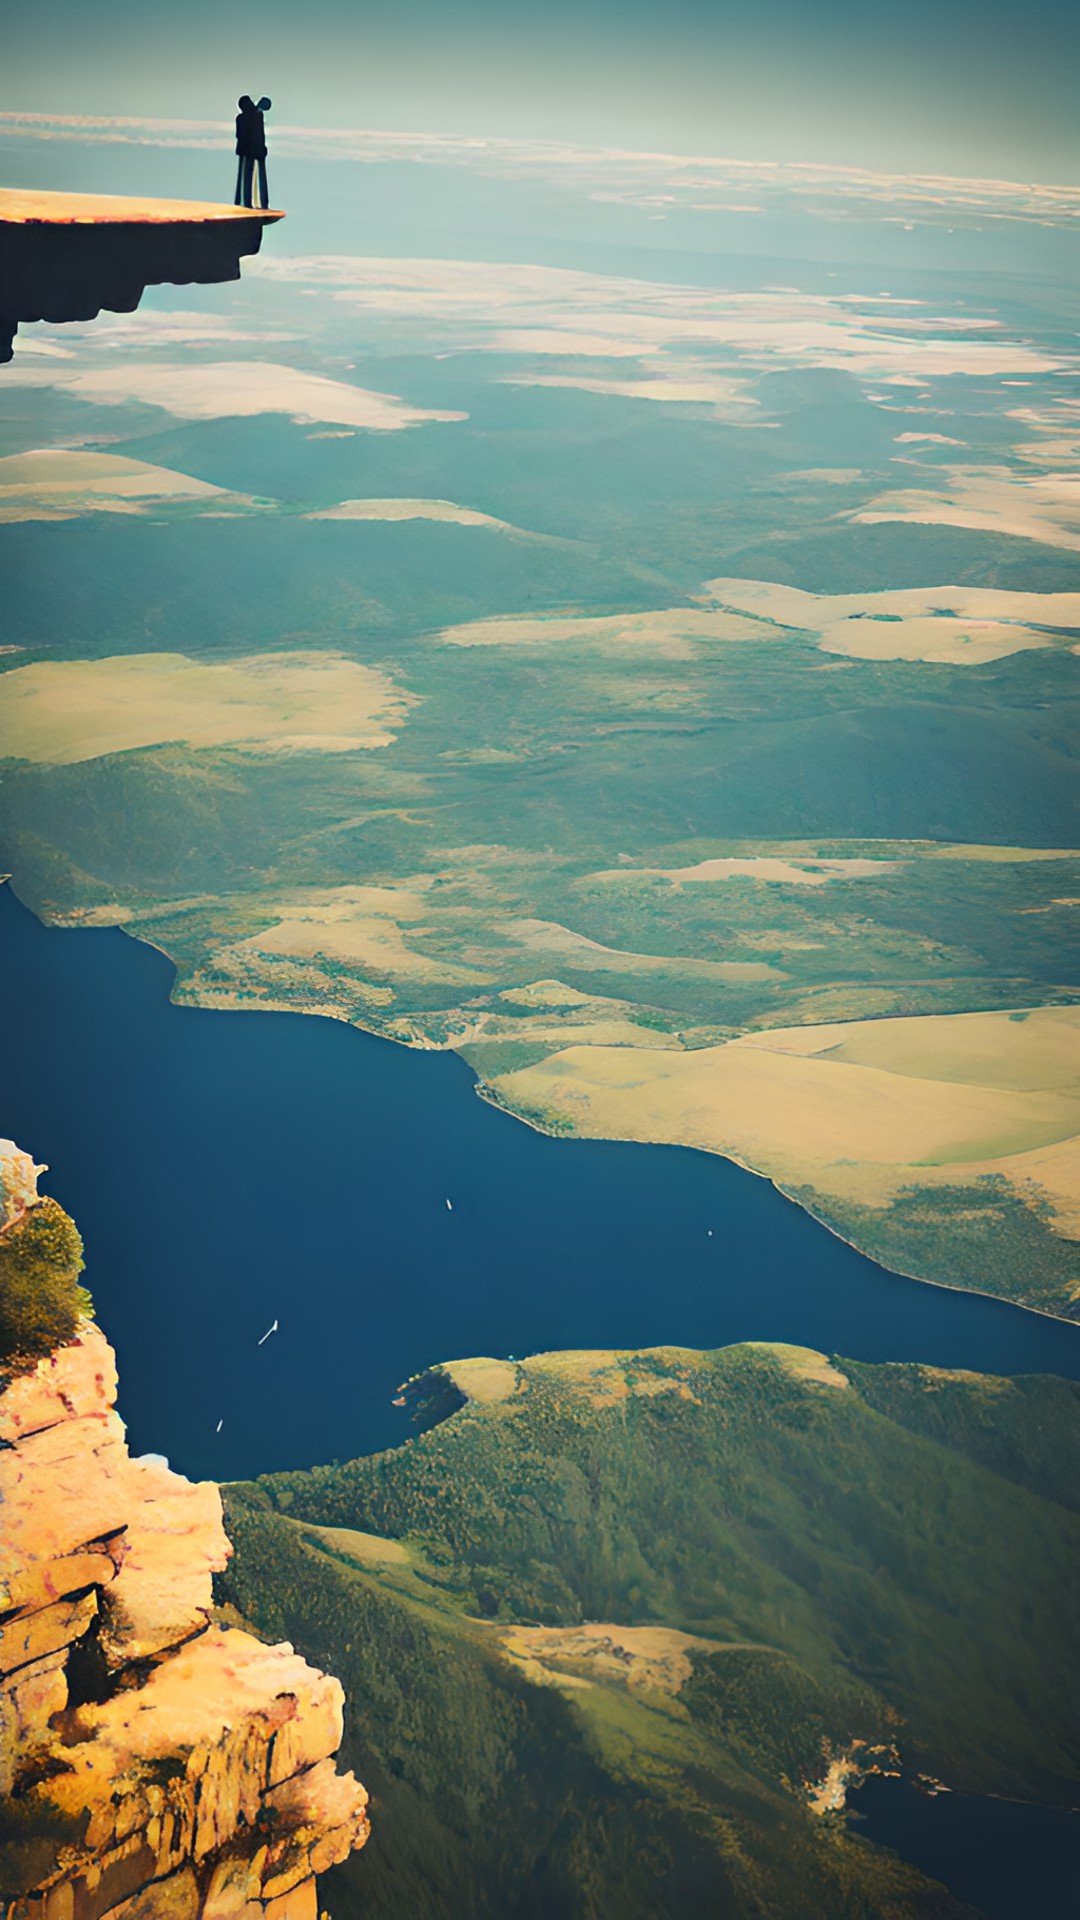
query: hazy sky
[{"left": 6, "top": 0, "right": 1080, "bottom": 181}]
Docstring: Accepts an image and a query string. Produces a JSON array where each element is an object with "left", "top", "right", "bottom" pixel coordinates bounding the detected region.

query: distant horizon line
[{"left": 2, "top": 109, "right": 1079, "bottom": 204}]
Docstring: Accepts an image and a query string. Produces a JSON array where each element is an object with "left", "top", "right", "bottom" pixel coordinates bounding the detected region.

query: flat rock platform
[{"left": 0, "top": 190, "right": 283, "bottom": 361}]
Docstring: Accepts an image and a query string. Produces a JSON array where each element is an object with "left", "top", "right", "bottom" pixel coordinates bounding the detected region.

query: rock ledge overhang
[{"left": 0, "top": 189, "right": 283, "bottom": 362}]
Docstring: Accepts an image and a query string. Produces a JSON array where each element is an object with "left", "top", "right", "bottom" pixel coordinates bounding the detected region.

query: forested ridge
[{"left": 220, "top": 1344, "right": 1080, "bottom": 1917}]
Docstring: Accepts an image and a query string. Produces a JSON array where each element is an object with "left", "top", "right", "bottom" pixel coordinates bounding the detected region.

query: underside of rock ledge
[{"left": 0, "top": 191, "right": 283, "bottom": 363}]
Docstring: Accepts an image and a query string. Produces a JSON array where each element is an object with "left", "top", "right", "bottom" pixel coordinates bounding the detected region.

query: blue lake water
[
  {"left": 1, "top": 879, "right": 1078, "bottom": 1483},
  {"left": 851, "top": 1778, "right": 1080, "bottom": 1920}
]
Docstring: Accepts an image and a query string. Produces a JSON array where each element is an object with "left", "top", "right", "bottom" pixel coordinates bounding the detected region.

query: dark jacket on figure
[
  {"left": 235, "top": 97, "right": 266, "bottom": 159},
  {"left": 247, "top": 108, "right": 267, "bottom": 160}
]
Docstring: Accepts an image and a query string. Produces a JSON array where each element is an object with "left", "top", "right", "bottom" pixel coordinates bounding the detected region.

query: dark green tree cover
[
  {"left": 221, "top": 1343, "right": 1080, "bottom": 1917},
  {"left": 841, "top": 1361, "right": 1080, "bottom": 1513},
  {"left": 221, "top": 1502, "right": 965, "bottom": 1920},
  {"left": 0, "top": 1197, "right": 90, "bottom": 1375},
  {"left": 799, "top": 1181, "right": 1080, "bottom": 1322}
]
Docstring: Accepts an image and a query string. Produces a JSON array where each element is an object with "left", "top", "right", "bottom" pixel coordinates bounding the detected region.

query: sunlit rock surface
[
  {"left": 0, "top": 1267, "right": 367, "bottom": 1916},
  {"left": 0, "top": 191, "right": 282, "bottom": 363},
  {"left": 0, "top": 1142, "right": 45, "bottom": 1232}
]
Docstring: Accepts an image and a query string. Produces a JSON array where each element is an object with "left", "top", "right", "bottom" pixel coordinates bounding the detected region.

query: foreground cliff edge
[
  {"left": 0, "top": 191, "right": 283, "bottom": 363},
  {"left": 0, "top": 1143, "right": 368, "bottom": 1920}
]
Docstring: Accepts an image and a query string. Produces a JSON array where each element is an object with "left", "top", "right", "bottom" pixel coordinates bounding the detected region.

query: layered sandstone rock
[{"left": 1, "top": 1213, "right": 368, "bottom": 1919}]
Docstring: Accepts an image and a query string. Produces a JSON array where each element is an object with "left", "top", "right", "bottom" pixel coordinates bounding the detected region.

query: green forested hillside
[{"left": 220, "top": 1343, "right": 1080, "bottom": 1917}]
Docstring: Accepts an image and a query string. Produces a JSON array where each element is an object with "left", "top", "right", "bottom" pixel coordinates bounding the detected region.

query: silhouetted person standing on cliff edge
[
  {"left": 234, "top": 95, "right": 271, "bottom": 209},
  {"left": 234, "top": 97, "right": 255, "bottom": 206}
]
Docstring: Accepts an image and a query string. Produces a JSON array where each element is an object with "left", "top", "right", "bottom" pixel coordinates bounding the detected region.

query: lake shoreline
[
  {"left": 3, "top": 878, "right": 1079, "bottom": 1488},
  {"left": 478, "top": 1079, "right": 1080, "bottom": 1331},
  {"left": 19, "top": 877, "right": 1078, "bottom": 1335}
]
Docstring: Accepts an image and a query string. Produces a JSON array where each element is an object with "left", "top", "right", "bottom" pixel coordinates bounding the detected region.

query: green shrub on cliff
[{"left": 0, "top": 1198, "right": 91, "bottom": 1374}]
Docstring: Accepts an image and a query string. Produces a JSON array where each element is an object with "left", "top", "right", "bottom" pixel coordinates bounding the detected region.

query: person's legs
[
  {"left": 242, "top": 156, "right": 255, "bottom": 207},
  {"left": 257, "top": 158, "right": 269, "bottom": 208},
  {"left": 235, "top": 157, "right": 245, "bottom": 205}
]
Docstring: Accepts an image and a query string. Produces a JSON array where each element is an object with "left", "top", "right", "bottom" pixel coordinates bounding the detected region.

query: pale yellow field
[
  {"left": 738, "top": 1005, "right": 1080, "bottom": 1091},
  {"left": 821, "top": 616, "right": 1058, "bottom": 665},
  {"left": 588, "top": 843, "right": 1080, "bottom": 886},
  {"left": 502, "top": 369, "right": 757, "bottom": 417},
  {"left": 989, "top": 1134, "right": 1080, "bottom": 1237},
  {"left": 5, "top": 361, "right": 466, "bottom": 432},
  {"left": 850, "top": 468, "right": 1080, "bottom": 553},
  {"left": 523, "top": 1345, "right": 695, "bottom": 1385},
  {"left": 449, "top": 1342, "right": 846, "bottom": 1413},
  {"left": 492, "top": 1005, "right": 1080, "bottom": 1226},
  {"left": 1016, "top": 437, "right": 1080, "bottom": 466},
  {"left": 305, "top": 496, "right": 532, "bottom": 533},
  {"left": 299, "top": 1524, "right": 411, "bottom": 1568},
  {"left": 703, "top": 578, "right": 1080, "bottom": 664},
  {"left": 1008, "top": 401, "right": 1080, "bottom": 472},
  {"left": 742, "top": 1344, "right": 849, "bottom": 1388},
  {"left": 703, "top": 581, "right": 1080, "bottom": 628},
  {"left": 438, "top": 607, "right": 770, "bottom": 652},
  {"left": 440, "top": 583, "right": 1080, "bottom": 665},
  {"left": 0, "top": 449, "right": 243, "bottom": 521},
  {"left": 497, "top": 1622, "right": 722, "bottom": 1696},
  {"left": 508, "top": 1346, "right": 708, "bottom": 1413},
  {"left": 499, "top": 979, "right": 608, "bottom": 1008},
  {"left": 0, "top": 651, "right": 412, "bottom": 764},
  {"left": 588, "top": 854, "right": 902, "bottom": 887},
  {"left": 440, "top": 1358, "right": 519, "bottom": 1404},
  {"left": 226, "top": 884, "right": 490, "bottom": 988},
  {"left": 915, "top": 843, "right": 1080, "bottom": 862}
]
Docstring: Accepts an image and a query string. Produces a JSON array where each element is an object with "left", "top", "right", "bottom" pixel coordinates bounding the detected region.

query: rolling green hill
[{"left": 220, "top": 1342, "right": 1080, "bottom": 1917}]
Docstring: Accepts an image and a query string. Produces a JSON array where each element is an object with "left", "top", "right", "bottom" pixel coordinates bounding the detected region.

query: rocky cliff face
[{"left": 0, "top": 1161, "right": 368, "bottom": 1920}]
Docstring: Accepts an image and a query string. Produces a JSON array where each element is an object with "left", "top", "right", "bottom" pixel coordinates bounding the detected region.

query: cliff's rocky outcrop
[
  {"left": 0, "top": 1158, "right": 367, "bottom": 1920},
  {"left": 0, "top": 191, "right": 282, "bottom": 363}
]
